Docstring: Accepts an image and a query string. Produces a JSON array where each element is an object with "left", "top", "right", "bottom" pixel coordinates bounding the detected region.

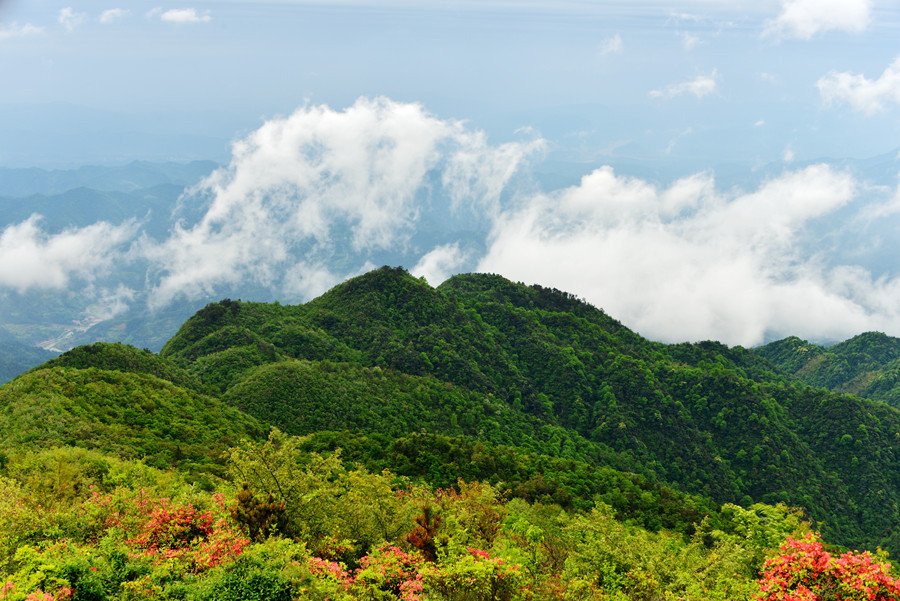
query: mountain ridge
[
  {"left": 152, "top": 266, "right": 900, "bottom": 553},
  {"left": 5, "top": 265, "right": 900, "bottom": 556}
]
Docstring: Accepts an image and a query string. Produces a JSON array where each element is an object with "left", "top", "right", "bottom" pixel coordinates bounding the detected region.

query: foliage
[
  {"left": 126, "top": 495, "right": 249, "bottom": 571},
  {"left": 0, "top": 367, "right": 266, "bottom": 477},
  {"left": 421, "top": 546, "right": 522, "bottom": 601},
  {"left": 0, "top": 437, "right": 877, "bottom": 601},
  {"left": 23, "top": 266, "right": 887, "bottom": 555},
  {"left": 756, "top": 534, "right": 900, "bottom": 601},
  {"left": 228, "top": 485, "right": 287, "bottom": 543},
  {"left": 10, "top": 264, "right": 900, "bottom": 563},
  {"left": 302, "top": 430, "right": 721, "bottom": 535},
  {"left": 756, "top": 332, "right": 900, "bottom": 408},
  {"left": 35, "top": 343, "right": 203, "bottom": 393}
]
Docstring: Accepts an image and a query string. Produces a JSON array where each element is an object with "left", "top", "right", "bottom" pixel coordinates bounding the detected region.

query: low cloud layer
[
  {"left": 412, "top": 243, "right": 471, "bottom": 286},
  {"left": 0, "top": 216, "right": 134, "bottom": 293},
  {"left": 478, "top": 164, "right": 900, "bottom": 346},
  {"left": 142, "top": 97, "right": 541, "bottom": 308},
  {"left": 3, "top": 97, "right": 900, "bottom": 347}
]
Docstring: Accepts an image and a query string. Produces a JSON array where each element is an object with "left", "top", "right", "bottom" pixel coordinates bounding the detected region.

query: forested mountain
[
  {"left": 3, "top": 266, "right": 900, "bottom": 600},
  {"left": 1, "top": 365, "right": 265, "bottom": 479},
  {"left": 757, "top": 332, "right": 900, "bottom": 407},
  {"left": 151, "top": 266, "right": 900, "bottom": 555}
]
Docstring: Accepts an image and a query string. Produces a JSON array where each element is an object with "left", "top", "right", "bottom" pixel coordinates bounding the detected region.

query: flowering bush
[
  {"left": 756, "top": 534, "right": 900, "bottom": 601},
  {"left": 127, "top": 497, "right": 248, "bottom": 571},
  {"left": 308, "top": 556, "right": 353, "bottom": 589},
  {"left": 79, "top": 486, "right": 149, "bottom": 542},
  {"left": 0, "top": 546, "right": 74, "bottom": 601},
  {"left": 352, "top": 545, "right": 425, "bottom": 601},
  {"left": 421, "top": 546, "right": 523, "bottom": 601}
]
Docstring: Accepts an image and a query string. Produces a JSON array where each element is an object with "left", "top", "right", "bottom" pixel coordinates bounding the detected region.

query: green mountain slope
[
  {"left": 0, "top": 366, "right": 266, "bottom": 477},
  {"left": 300, "top": 430, "right": 720, "bottom": 534},
  {"left": 757, "top": 332, "right": 900, "bottom": 407},
  {"left": 221, "top": 358, "right": 629, "bottom": 471},
  {"left": 37, "top": 342, "right": 204, "bottom": 391},
  {"left": 6, "top": 266, "right": 900, "bottom": 601},
  {"left": 154, "top": 266, "right": 900, "bottom": 554}
]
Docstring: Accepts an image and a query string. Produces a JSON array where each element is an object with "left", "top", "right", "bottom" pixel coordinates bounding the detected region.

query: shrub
[{"left": 756, "top": 534, "right": 900, "bottom": 601}]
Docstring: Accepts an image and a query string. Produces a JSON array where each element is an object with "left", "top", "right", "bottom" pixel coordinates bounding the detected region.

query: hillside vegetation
[
  {"left": 3, "top": 266, "right": 900, "bottom": 600},
  {"left": 757, "top": 332, "right": 900, "bottom": 407},
  {"left": 153, "top": 266, "right": 900, "bottom": 555},
  {"left": 0, "top": 366, "right": 265, "bottom": 478}
]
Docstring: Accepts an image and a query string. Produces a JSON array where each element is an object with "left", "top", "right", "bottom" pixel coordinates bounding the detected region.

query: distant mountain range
[{"left": 0, "top": 160, "right": 218, "bottom": 197}]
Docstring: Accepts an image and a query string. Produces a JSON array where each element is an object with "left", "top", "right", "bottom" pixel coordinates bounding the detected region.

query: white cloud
[
  {"left": 817, "top": 57, "right": 900, "bottom": 115},
  {"left": 58, "top": 7, "right": 87, "bottom": 32},
  {"left": 442, "top": 133, "right": 545, "bottom": 220},
  {"left": 0, "top": 23, "right": 43, "bottom": 42},
  {"left": 475, "top": 164, "right": 894, "bottom": 347},
  {"left": 143, "top": 97, "right": 540, "bottom": 308},
  {"left": 87, "top": 285, "right": 136, "bottom": 320},
  {"left": 649, "top": 70, "right": 718, "bottom": 100},
  {"left": 412, "top": 243, "right": 470, "bottom": 286},
  {"left": 282, "top": 262, "right": 343, "bottom": 300},
  {"left": 765, "top": 0, "right": 871, "bottom": 39},
  {"left": 100, "top": 8, "right": 130, "bottom": 24},
  {"left": 783, "top": 147, "right": 795, "bottom": 162},
  {"left": 0, "top": 216, "right": 135, "bottom": 293},
  {"left": 158, "top": 8, "right": 212, "bottom": 23},
  {"left": 598, "top": 34, "right": 623, "bottom": 56},
  {"left": 678, "top": 32, "right": 701, "bottom": 51}
]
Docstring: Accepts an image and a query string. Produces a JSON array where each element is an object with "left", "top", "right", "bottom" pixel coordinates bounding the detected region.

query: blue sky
[
  {"left": 3, "top": 0, "right": 900, "bottom": 347},
  {"left": 2, "top": 0, "right": 899, "bottom": 167}
]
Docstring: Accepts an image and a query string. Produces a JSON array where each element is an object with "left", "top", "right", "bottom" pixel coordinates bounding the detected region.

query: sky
[{"left": 2, "top": 0, "right": 900, "bottom": 346}]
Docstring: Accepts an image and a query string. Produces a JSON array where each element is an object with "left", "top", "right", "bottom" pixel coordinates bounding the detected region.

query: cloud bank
[
  {"left": 0, "top": 216, "right": 134, "bottom": 293},
  {"left": 477, "top": 164, "right": 900, "bottom": 346},
  {"left": 142, "top": 97, "right": 541, "bottom": 308},
  {"left": 4, "top": 97, "right": 900, "bottom": 347}
]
